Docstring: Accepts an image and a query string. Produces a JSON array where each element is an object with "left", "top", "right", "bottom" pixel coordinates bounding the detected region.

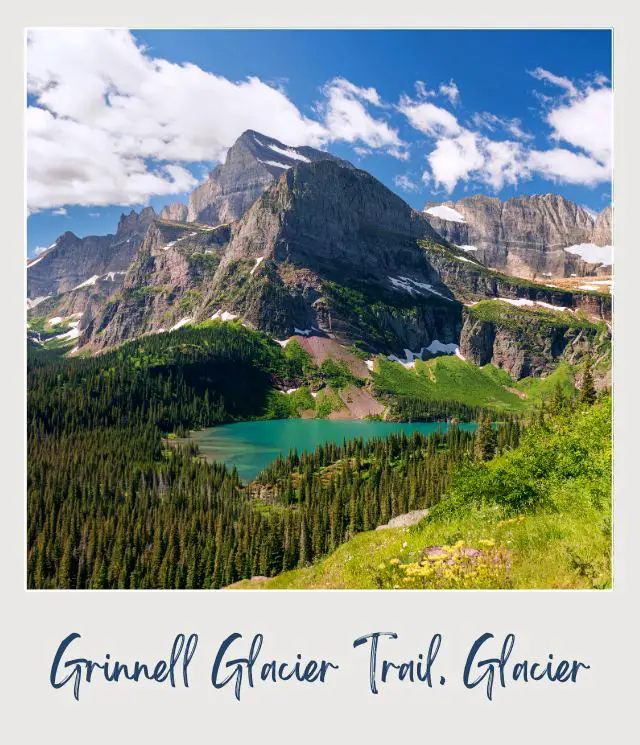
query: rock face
[
  {"left": 423, "top": 195, "right": 612, "bottom": 278},
  {"left": 85, "top": 160, "right": 461, "bottom": 353},
  {"left": 187, "top": 129, "right": 353, "bottom": 225},
  {"left": 159, "top": 202, "right": 188, "bottom": 222},
  {"left": 422, "top": 241, "right": 611, "bottom": 321},
  {"left": 459, "top": 303, "right": 607, "bottom": 379},
  {"left": 27, "top": 207, "right": 156, "bottom": 299},
  {"left": 84, "top": 221, "right": 231, "bottom": 348},
  {"left": 591, "top": 206, "right": 612, "bottom": 246}
]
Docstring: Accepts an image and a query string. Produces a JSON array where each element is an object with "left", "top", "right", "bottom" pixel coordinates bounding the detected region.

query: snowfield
[
  {"left": 257, "top": 158, "right": 291, "bottom": 169},
  {"left": 72, "top": 275, "right": 100, "bottom": 290},
  {"left": 425, "top": 205, "right": 466, "bottom": 223},
  {"left": 564, "top": 243, "right": 613, "bottom": 265},
  {"left": 211, "top": 310, "right": 239, "bottom": 322},
  {"left": 266, "top": 143, "right": 311, "bottom": 163}
]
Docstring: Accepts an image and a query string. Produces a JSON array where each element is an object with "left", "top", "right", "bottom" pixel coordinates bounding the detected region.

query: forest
[{"left": 28, "top": 322, "right": 569, "bottom": 589}]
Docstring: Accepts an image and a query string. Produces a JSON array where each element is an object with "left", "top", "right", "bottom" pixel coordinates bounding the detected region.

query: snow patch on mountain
[
  {"left": 170, "top": 317, "right": 192, "bottom": 331},
  {"left": 425, "top": 205, "right": 466, "bottom": 223},
  {"left": 389, "top": 276, "right": 452, "bottom": 302},
  {"left": 267, "top": 143, "right": 311, "bottom": 163},
  {"left": 72, "top": 275, "right": 100, "bottom": 290},
  {"left": 250, "top": 257, "right": 265, "bottom": 276},
  {"left": 564, "top": 243, "right": 613, "bottom": 265}
]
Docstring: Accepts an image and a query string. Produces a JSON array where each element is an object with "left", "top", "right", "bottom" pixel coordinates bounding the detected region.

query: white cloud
[
  {"left": 403, "top": 69, "right": 611, "bottom": 193},
  {"left": 546, "top": 86, "right": 612, "bottom": 166},
  {"left": 27, "top": 31, "right": 409, "bottom": 209},
  {"left": 321, "top": 77, "right": 407, "bottom": 157},
  {"left": 398, "top": 98, "right": 461, "bottom": 137},
  {"left": 528, "top": 67, "right": 578, "bottom": 97},
  {"left": 33, "top": 245, "right": 51, "bottom": 256},
  {"left": 471, "top": 111, "right": 531, "bottom": 141},
  {"left": 426, "top": 132, "right": 485, "bottom": 192},
  {"left": 527, "top": 148, "right": 610, "bottom": 185},
  {"left": 51, "top": 207, "right": 67, "bottom": 216},
  {"left": 393, "top": 174, "right": 420, "bottom": 193},
  {"left": 439, "top": 80, "right": 460, "bottom": 105}
]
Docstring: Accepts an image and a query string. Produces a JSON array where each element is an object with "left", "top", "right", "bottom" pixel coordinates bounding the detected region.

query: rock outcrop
[
  {"left": 187, "top": 129, "right": 353, "bottom": 225},
  {"left": 591, "top": 205, "right": 612, "bottom": 246},
  {"left": 27, "top": 207, "right": 156, "bottom": 299},
  {"left": 84, "top": 221, "right": 231, "bottom": 348},
  {"left": 422, "top": 241, "right": 611, "bottom": 322},
  {"left": 459, "top": 302, "right": 608, "bottom": 379},
  {"left": 423, "top": 194, "right": 612, "bottom": 279},
  {"left": 159, "top": 202, "right": 188, "bottom": 222}
]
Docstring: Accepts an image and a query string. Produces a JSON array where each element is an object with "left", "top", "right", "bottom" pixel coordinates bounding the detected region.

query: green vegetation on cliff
[{"left": 372, "top": 354, "right": 576, "bottom": 419}]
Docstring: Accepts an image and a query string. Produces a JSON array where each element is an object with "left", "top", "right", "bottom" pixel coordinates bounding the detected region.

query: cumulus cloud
[
  {"left": 321, "top": 77, "right": 407, "bottom": 157},
  {"left": 528, "top": 71, "right": 612, "bottom": 185},
  {"left": 398, "top": 98, "right": 461, "bottom": 137},
  {"left": 27, "top": 30, "right": 407, "bottom": 210},
  {"left": 527, "top": 148, "right": 610, "bottom": 185},
  {"left": 51, "top": 207, "right": 67, "bottom": 216},
  {"left": 400, "top": 70, "right": 611, "bottom": 193}
]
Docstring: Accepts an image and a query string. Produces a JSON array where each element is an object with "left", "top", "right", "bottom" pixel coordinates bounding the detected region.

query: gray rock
[
  {"left": 376, "top": 510, "right": 429, "bottom": 530},
  {"left": 27, "top": 207, "right": 156, "bottom": 299},
  {"left": 159, "top": 202, "right": 188, "bottom": 222},
  {"left": 424, "top": 194, "right": 611, "bottom": 278},
  {"left": 187, "top": 129, "right": 353, "bottom": 225}
]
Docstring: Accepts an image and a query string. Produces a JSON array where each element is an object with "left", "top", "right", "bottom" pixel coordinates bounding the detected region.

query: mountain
[
  {"left": 423, "top": 194, "right": 612, "bottom": 279},
  {"left": 159, "top": 202, "right": 188, "bottom": 222},
  {"left": 27, "top": 206, "right": 156, "bottom": 300},
  {"left": 186, "top": 129, "right": 353, "bottom": 224},
  {"left": 591, "top": 205, "right": 612, "bottom": 246},
  {"left": 84, "top": 160, "right": 460, "bottom": 352},
  {"left": 82, "top": 157, "right": 611, "bottom": 385}
]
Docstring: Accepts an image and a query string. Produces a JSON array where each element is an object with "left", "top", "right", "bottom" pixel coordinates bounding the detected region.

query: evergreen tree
[{"left": 579, "top": 355, "right": 597, "bottom": 406}]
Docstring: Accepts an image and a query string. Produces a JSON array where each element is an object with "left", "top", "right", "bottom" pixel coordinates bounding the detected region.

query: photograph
[{"left": 26, "top": 28, "right": 612, "bottom": 591}]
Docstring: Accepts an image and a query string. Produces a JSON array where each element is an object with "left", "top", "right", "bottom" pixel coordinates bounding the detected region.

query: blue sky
[{"left": 27, "top": 29, "right": 612, "bottom": 256}]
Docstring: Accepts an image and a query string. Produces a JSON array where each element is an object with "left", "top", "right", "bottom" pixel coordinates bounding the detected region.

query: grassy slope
[
  {"left": 373, "top": 354, "right": 575, "bottom": 414},
  {"left": 232, "top": 396, "right": 611, "bottom": 590}
]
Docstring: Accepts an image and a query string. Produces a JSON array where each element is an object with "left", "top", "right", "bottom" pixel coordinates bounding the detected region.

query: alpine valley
[{"left": 27, "top": 130, "right": 612, "bottom": 591}]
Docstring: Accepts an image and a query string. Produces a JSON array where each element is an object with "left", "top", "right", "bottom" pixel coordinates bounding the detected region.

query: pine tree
[
  {"left": 474, "top": 413, "right": 497, "bottom": 461},
  {"left": 579, "top": 355, "right": 597, "bottom": 405}
]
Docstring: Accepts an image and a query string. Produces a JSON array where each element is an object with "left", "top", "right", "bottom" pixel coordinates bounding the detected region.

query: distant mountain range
[
  {"left": 27, "top": 129, "right": 612, "bottom": 380},
  {"left": 424, "top": 195, "right": 612, "bottom": 279}
]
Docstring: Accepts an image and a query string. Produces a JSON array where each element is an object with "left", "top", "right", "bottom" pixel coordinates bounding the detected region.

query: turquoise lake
[{"left": 188, "top": 419, "right": 476, "bottom": 482}]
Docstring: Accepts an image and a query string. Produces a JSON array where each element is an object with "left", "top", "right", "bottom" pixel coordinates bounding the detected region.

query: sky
[{"left": 26, "top": 29, "right": 612, "bottom": 257}]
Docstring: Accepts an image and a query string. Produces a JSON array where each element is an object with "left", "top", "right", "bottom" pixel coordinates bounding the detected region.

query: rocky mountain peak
[
  {"left": 116, "top": 206, "right": 157, "bottom": 237},
  {"left": 159, "top": 202, "right": 188, "bottom": 222},
  {"left": 187, "top": 130, "right": 352, "bottom": 225}
]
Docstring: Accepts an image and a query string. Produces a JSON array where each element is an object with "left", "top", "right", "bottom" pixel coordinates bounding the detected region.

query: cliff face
[
  {"left": 84, "top": 220, "right": 231, "bottom": 348},
  {"left": 591, "top": 206, "right": 612, "bottom": 246},
  {"left": 422, "top": 241, "right": 612, "bottom": 322},
  {"left": 86, "top": 160, "right": 461, "bottom": 353},
  {"left": 423, "top": 195, "right": 612, "bottom": 278},
  {"left": 159, "top": 202, "right": 188, "bottom": 222},
  {"left": 187, "top": 129, "right": 352, "bottom": 225},
  {"left": 27, "top": 207, "right": 156, "bottom": 299},
  {"left": 459, "top": 302, "right": 607, "bottom": 379},
  {"left": 203, "top": 160, "right": 459, "bottom": 345}
]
